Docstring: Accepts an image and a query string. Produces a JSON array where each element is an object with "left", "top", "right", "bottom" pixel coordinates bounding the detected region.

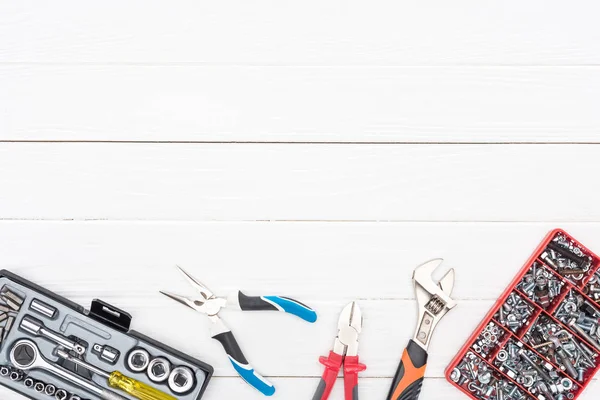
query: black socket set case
[{"left": 0, "top": 270, "right": 213, "bottom": 400}]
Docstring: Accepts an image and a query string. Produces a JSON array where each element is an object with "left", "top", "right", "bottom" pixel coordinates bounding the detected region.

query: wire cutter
[
  {"left": 386, "top": 259, "right": 457, "bottom": 400},
  {"left": 160, "top": 266, "right": 317, "bottom": 396},
  {"left": 313, "top": 301, "right": 365, "bottom": 400}
]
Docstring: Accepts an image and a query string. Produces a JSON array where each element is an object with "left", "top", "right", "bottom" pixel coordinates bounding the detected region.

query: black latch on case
[{"left": 88, "top": 299, "right": 132, "bottom": 333}]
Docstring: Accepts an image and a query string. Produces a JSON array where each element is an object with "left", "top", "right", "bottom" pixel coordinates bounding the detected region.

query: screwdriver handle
[
  {"left": 108, "top": 371, "right": 177, "bottom": 400},
  {"left": 387, "top": 340, "right": 428, "bottom": 400}
]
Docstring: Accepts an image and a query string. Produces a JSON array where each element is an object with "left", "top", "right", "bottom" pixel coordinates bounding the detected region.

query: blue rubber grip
[
  {"left": 264, "top": 296, "right": 318, "bottom": 323},
  {"left": 229, "top": 357, "right": 276, "bottom": 396}
]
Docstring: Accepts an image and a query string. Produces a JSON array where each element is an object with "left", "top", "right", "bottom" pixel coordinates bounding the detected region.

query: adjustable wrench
[{"left": 387, "top": 259, "right": 457, "bottom": 400}]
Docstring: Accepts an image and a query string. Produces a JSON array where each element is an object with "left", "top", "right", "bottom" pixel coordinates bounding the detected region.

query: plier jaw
[
  {"left": 159, "top": 265, "right": 225, "bottom": 316},
  {"left": 313, "top": 302, "right": 366, "bottom": 400},
  {"left": 160, "top": 265, "right": 317, "bottom": 397}
]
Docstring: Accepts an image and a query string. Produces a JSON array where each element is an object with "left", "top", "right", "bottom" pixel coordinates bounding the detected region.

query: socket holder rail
[{"left": 447, "top": 229, "right": 600, "bottom": 400}]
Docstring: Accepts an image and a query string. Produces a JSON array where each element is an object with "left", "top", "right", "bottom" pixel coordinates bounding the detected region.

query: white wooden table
[{"left": 1, "top": 2, "right": 600, "bottom": 399}]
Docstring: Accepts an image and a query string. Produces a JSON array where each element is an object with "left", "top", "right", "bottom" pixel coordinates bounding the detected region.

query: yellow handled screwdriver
[{"left": 56, "top": 349, "right": 176, "bottom": 400}]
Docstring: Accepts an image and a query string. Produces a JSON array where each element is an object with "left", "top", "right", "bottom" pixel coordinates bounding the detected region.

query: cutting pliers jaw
[
  {"left": 313, "top": 302, "right": 366, "bottom": 400},
  {"left": 334, "top": 301, "right": 362, "bottom": 357}
]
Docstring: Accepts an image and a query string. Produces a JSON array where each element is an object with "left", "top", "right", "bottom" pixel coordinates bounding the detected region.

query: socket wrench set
[
  {"left": 0, "top": 270, "right": 213, "bottom": 400},
  {"left": 446, "top": 229, "right": 600, "bottom": 400}
]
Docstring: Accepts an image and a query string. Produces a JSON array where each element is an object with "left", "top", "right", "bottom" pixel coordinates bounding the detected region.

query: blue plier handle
[{"left": 160, "top": 265, "right": 317, "bottom": 396}]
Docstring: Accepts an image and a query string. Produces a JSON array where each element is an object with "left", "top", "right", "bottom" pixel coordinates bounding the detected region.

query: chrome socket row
[
  {"left": 0, "top": 364, "right": 87, "bottom": 400},
  {"left": 127, "top": 348, "right": 195, "bottom": 395},
  {"left": 450, "top": 352, "right": 526, "bottom": 400}
]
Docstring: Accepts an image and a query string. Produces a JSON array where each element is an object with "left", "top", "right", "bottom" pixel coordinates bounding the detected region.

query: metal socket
[
  {"left": 45, "top": 383, "right": 57, "bottom": 396},
  {"left": 147, "top": 357, "right": 171, "bottom": 383},
  {"left": 34, "top": 381, "right": 45, "bottom": 393},
  {"left": 30, "top": 298, "right": 58, "bottom": 319},
  {"left": 168, "top": 366, "right": 195, "bottom": 394},
  {"left": 127, "top": 348, "right": 150, "bottom": 372}
]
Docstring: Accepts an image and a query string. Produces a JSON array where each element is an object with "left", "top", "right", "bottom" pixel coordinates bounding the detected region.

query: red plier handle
[
  {"left": 343, "top": 355, "right": 366, "bottom": 400},
  {"left": 313, "top": 351, "right": 343, "bottom": 400},
  {"left": 313, "top": 352, "right": 366, "bottom": 400}
]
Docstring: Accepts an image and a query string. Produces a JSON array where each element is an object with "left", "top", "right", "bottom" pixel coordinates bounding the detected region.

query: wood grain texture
[
  {"left": 2, "top": 1, "right": 600, "bottom": 398},
  {"left": 1, "top": 1, "right": 599, "bottom": 66},
  {"left": 2, "top": 221, "right": 595, "bottom": 301},
  {"left": 1, "top": 143, "right": 600, "bottom": 221},
  {"left": 1, "top": 66, "right": 599, "bottom": 142}
]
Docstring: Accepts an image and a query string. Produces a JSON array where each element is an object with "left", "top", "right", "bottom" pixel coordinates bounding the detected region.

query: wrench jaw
[{"left": 411, "top": 260, "right": 457, "bottom": 352}]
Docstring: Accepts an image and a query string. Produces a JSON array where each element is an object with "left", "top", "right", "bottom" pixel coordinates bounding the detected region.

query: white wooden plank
[
  {"left": 1, "top": 143, "right": 600, "bottom": 221},
  {"left": 0, "top": 220, "right": 547, "bottom": 300},
  {"left": 0, "top": 220, "right": 587, "bottom": 301},
  {"left": 0, "top": 1, "right": 599, "bottom": 66},
  {"left": 1, "top": 66, "right": 599, "bottom": 142}
]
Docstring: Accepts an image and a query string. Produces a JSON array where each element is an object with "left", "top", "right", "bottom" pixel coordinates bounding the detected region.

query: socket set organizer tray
[
  {"left": 446, "top": 229, "right": 600, "bottom": 400},
  {"left": 0, "top": 270, "right": 213, "bottom": 400}
]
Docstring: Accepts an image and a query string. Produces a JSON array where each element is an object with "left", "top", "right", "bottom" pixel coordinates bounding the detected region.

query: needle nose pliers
[
  {"left": 313, "top": 301, "right": 365, "bottom": 400},
  {"left": 160, "top": 265, "right": 317, "bottom": 396}
]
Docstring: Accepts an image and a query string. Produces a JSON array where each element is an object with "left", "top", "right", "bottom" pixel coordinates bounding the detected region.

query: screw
[{"left": 468, "top": 382, "right": 485, "bottom": 393}]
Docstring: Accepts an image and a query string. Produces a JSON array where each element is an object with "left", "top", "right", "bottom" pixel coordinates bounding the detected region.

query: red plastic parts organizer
[{"left": 446, "top": 229, "right": 600, "bottom": 400}]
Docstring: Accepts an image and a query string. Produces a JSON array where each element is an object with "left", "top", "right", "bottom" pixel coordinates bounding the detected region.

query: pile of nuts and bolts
[
  {"left": 450, "top": 352, "right": 526, "bottom": 400},
  {"left": 495, "top": 292, "right": 535, "bottom": 333},
  {"left": 495, "top": 340, "right": 576, "bottom": 399},
  {"left": 473, "top": 322, "right": 506, "bottom": 359},
  {"left": 0, "top": 364, "right": 88, "bottom": 400},
  {"left": 518, "top": 263, "right": 564, "bottom": 309},
  {"left": 554, "top": 290, "right": 600, "bottom": 352},
  {"left": 540, "top": 234, "right": 594, "bottom": 285},
  {"left": 584, "top": 271, "right": 600, "bottom": 303},
  {"left": 524, "top": 315, "right": 598, "bottom": 382}
]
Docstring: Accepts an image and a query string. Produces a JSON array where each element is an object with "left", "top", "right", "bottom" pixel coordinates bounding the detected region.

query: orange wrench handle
[
  {"left": 387, "top": 340, "right": 428, "bottom": 400},
  {"left": 343, "top": 356, "right": 366, "bottom": 400}
]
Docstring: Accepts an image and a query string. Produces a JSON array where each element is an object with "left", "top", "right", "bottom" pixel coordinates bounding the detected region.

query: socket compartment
[{"left": 0, "top": 270, "right": 213, "bottom": 400}]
